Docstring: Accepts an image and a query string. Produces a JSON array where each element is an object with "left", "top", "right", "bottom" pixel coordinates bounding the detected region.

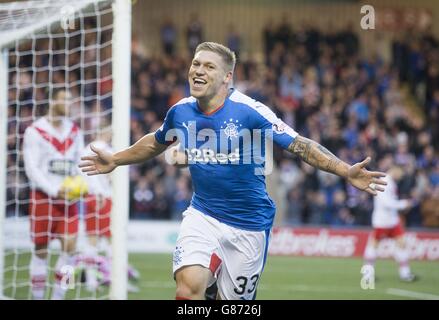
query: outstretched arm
[
  {"left": 79, "top": 133, "right": 168, "bottom": 176},
  {"left": 287, "top": 135, "right": 387, "bottom": 195}
]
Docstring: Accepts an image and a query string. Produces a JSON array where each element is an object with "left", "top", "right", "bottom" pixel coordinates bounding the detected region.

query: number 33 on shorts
[
  {"left": 234, "top": 274, "right": 260, "bottom": 296},
  {"left": 173, "top": 208, "right": 269, "bottom": 300}
]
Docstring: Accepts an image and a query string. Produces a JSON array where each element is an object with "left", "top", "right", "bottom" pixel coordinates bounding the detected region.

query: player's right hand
[{"left": 79, "top": 144, "right": 117, "bottom": 175}]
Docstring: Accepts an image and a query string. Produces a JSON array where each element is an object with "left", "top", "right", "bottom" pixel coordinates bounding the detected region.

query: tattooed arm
[
  {"left": 288, "top": 136, "right": 349, "bottom": 178},
  {"left": 287, "top": 135, "right": 387, "bottom": 195}
]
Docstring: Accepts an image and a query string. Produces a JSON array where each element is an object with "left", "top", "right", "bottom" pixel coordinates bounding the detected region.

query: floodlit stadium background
[{"left": 4, "top": 0, "right": 439, "bottom": 299}]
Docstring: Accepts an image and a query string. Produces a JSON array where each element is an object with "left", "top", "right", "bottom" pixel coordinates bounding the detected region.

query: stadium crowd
[{"left": 6, "top": 17, "right": 439, "bottom": 228}]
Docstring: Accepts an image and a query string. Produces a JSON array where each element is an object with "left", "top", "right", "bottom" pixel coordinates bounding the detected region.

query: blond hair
[{"left": 195, "top": 42, "right": 236, "bottom": 72}]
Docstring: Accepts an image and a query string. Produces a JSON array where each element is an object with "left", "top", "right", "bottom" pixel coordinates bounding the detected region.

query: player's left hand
[{"left": 347, "top": 157, "right": 387, "bottom": 196}]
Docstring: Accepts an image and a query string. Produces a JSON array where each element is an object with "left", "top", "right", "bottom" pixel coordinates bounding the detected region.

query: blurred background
[
  {"left": 6, "top": 0, "right": 439, "bottom": 228},
  {"left": 4, "top": 0, "right": 439, "bottom": 299},
  {"left": 126, "top": 0, "right": 439, "bottom": 228}
]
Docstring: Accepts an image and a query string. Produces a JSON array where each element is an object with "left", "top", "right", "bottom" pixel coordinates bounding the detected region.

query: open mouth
[{"left": 193, "top": 78, "right": 207, "bottom": 88}]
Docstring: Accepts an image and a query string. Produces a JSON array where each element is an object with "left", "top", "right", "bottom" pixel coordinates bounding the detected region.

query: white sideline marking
[
  {"left": 139, "top": 281, "right": 362, "bottom": 294},
  {"left": 9, "top": 279, "right": 439, "bottom": 300},
  {"left": 259, "top": 284, "right": 362, "bottom": 294},
  {"left": 386, "top": 288, "right": 439, "bottom": 300}
]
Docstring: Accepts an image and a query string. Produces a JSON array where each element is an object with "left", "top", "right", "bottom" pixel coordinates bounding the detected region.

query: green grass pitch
[{"left": 3, "top": 253, "right": 439, "bottom": 300}]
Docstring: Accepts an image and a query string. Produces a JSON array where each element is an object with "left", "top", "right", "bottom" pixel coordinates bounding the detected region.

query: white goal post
[
  {"left": 0, "top": 0, "right": 131, "bottom": 300},
  {"left": 109, "top": 0, "right": 131, "bottom": 300}
]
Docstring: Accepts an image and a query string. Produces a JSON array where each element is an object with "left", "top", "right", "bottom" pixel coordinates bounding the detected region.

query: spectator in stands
[
  {"left": 161, "top": 17, "right": 177, "bottom": 56},
  {"left": 186, "top": 13, "right": 203, "bottom": 54},
  {"left": 226, "top": 24, "right": 241, "bottom": 59}
]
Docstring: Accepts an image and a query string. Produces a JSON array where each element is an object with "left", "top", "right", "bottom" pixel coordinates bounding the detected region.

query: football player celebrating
[{"left": 80, "top": 42, "right": 387, "bottom": 300}]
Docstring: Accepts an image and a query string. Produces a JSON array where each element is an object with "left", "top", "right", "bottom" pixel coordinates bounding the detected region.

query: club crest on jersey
[{"left": 221, "top": 118, "right": 242, "bottom": 140}]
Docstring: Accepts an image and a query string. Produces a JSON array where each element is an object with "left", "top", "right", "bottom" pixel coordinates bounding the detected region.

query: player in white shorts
[
  {"left": 80, "top": 42, "right": 387, "bottom": 299},
  {"left": 174, "top": 207, "right": 269, "bottom": 300}
]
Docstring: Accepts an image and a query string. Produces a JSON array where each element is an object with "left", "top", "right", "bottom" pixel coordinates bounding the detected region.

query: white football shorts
[{"left": 173, "top": 207, "right": 270, "bottom": 300}]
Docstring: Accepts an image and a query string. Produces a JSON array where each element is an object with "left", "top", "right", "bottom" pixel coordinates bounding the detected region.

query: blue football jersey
[{"left": 155, "top": 89, "right": 298, "bottom": 231}]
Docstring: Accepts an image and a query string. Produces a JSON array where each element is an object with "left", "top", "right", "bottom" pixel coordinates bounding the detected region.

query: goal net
[{"left": 0, "top": 0, "right": 131, "bottom": 299}]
